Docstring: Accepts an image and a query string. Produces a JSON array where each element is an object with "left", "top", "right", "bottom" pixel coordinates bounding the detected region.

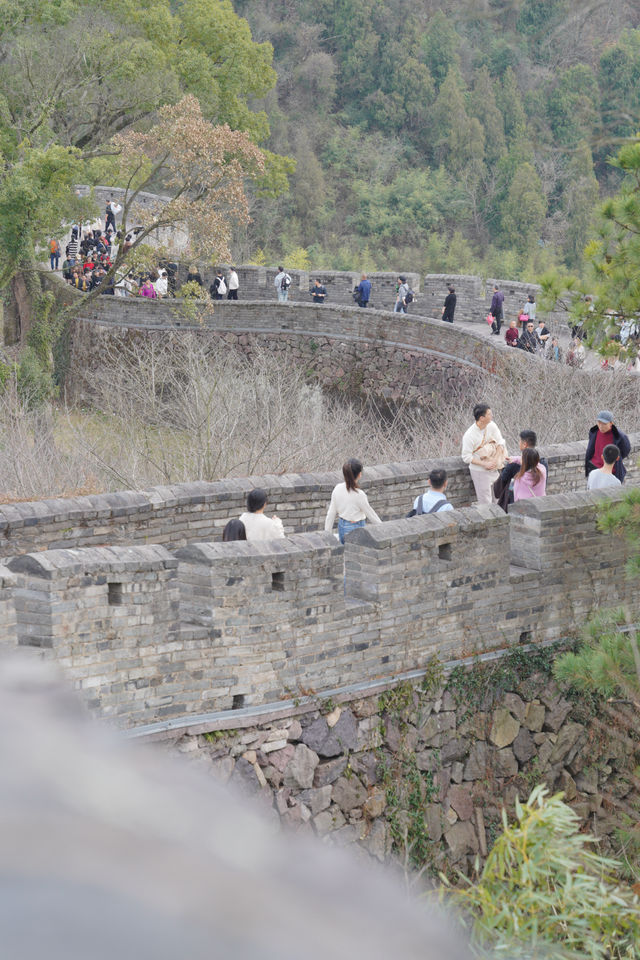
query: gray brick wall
[
  {"left": 0, "top": 435, "right": 636, "bottom": 559},
  {"left": 2, "top": 490, "right": 638, "bottom": 726}
]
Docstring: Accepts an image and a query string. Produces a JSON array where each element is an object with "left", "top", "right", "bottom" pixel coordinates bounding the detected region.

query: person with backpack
[
  {"left": 210, "top": 271, "right": 226, "bottom": 299},
  {"left": 274, "top": 266, "right": 292, "bottom": 302},
  {"left": 407, "top": 469, "right": 454, "bottom": 517},
  {"left": 394, "top": 275, "right": 412, "bottom": 313},
  {"left": 49, "top": 239, "right": 61, "bottom": 271}
]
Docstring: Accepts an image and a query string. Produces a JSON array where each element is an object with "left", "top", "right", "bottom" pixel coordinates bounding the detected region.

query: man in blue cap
[{"left": 585, "top": 410, "right": 631, "bottom": 483}]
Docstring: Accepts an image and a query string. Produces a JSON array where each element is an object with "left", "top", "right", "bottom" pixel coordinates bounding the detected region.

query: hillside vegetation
[{"left": 236, "top": 0, "right": 640, "bottom": 278}]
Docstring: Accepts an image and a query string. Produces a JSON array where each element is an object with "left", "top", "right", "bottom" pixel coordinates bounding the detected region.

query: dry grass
[{"left": 0, "top": 336, "right": 639, "bottom": 502}]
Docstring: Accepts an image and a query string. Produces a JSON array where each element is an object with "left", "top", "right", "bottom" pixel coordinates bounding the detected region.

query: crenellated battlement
[{"left": 0, "top": 442, "right": 637, "bottom": 728}]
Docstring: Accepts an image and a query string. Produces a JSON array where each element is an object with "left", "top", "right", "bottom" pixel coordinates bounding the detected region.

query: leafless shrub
[{"left": 1, "top": 339, "right": 639, "bottom": 501}]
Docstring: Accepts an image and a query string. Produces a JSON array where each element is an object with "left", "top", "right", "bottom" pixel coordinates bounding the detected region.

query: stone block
[
  {"left": 283, "top": 743, "right": 319, "bottom": 789},
  {"left": 463, "top": 742, "right": 489, "bottom": 781},
  {"left": 447, "top": 784, "right": 473, "bottom": 821},
  {"left": 489, "top": 708, "right": 520, "bottom": 749},
  {"left": 523, "top": 702, "right": 545, "bottom": 732},
  {"left": 444, "top": 821, "right": 478, "bottom": 862},
  {"left": 512, "top": 728, "right": 536, "bottom": 766},
  {"left": 332, "top": 776, "right": 367, "bottom": 813},
  {"left": 313, "top": 756, "right": 348, "bottom": 787},
  {"left": 494, "top": 748, "right": 518, "bottom": 778},
  {"left": 363, "top": 786, "right": 387, "bottom": 819}
]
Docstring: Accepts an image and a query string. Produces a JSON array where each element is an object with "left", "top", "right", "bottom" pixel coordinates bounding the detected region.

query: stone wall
[
  {"left": 3, "top": 491, "right": 639, "bottom": 726},
  {"left": 0, "top": 565, "right": 16, "bottom": 649},
  {"left": 0, "top": 433, "right": 636, "bottom": 559},
  {"left": 66, "top": 294, "right": 535, "bottom": 406},
  {"left": 166, "top": 665, "right": 636, "bottom": 874}
]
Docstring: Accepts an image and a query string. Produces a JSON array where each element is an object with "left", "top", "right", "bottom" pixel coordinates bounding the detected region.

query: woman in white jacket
[{"left": 324, "top": 458, "right": 382, "bottom": 543}]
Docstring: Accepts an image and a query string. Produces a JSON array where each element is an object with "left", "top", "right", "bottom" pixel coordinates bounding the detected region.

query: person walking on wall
[
  {"left": 441, "top": 285, "right": 456, "bottom": 323},
  {"left": 324, "top": 458, "right": 382, "bottom": 544},
  {"left": 355, "top": 273, "right": 371, "bottom": 307},
  {"left": 513, "top": 448, "right": 547, "bottom": 502},
  {"left": 49, "top": 238, "right": 60, "bottom": 271},
  {"left": 227, "top": 267, "right": 239, "bottom": 300},
  {"left": 585, "top": 410, "right": 630, "bottom": 484},
  {"left": 489, "top": 284, "right": 504, "bottom": 335},
  {"left": 461, "top": 403, "right": 507, "bottom": 504},
  {"left": 239, "top": 489, "right": 285, "bottom": 541},
  {"left": 407, "top": 469, "right": 454, "bottom": 516},
  {"left": 274, "top": 266, "right": 291, "bottom": 302},
  {"left": 394, "top": 276, "right": 409, "bottom": 313}
]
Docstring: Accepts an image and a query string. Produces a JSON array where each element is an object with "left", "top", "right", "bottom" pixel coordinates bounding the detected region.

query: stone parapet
[
  {"left": 1, "top": 490, "right": 637, "bottom": 725},
  {"left": 0, "top": 434, "right": 636, "bottom": 559}
]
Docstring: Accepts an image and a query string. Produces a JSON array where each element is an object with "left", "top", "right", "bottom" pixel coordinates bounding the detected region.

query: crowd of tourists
[{"left": 220, "top": 406, "right": 630, "bottom": 543}]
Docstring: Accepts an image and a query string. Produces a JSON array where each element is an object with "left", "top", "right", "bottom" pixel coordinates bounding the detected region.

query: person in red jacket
[
  {"left": 585, "top": 410, "right": 630, "bottom": 483},
  {"left": 505, "top": 320, "right": 519, "bottom": 347}
]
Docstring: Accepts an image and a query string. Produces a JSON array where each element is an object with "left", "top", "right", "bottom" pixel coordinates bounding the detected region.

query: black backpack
[
  {"left": 406, "top": 494, "right": 448, "bottom": 518},
  {"left": 281, "top": 274, "right": 291, "bottom": 290},
  {"left": 404, "top": 289, "right": 414, "bottom": 304}
]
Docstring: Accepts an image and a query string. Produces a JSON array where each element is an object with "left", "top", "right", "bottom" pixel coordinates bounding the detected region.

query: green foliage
[
  {"left": 547, "top": 65, "right": 600, "bottom": 149},
  {"left": 598, "top": 29, "right": 640, "bottom": 147},
  {"left": 448, "top": 643, "right": 557, "bottom": 721},
  {"left": 378, "top": 747, "right": 436, "bottom": 869},
  {"left": 554, "top": 608, "right": 640, "bottom": 707},
  {"left": 500, "top": 162, "right": 547, "bottom": 255},
  {"left": 449, "top": 785, "right": 640, "bottom": 959}
]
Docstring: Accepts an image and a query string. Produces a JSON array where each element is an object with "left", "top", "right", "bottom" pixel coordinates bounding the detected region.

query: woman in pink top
[
  {"left": 139, "top": 278, "right": 157, "bottom": 299},
  {"left": 513, "top": 447, "right": 546, "bottom": 501}
]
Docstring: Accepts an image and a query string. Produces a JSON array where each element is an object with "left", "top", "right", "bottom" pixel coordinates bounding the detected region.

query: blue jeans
[
  {"left": 338, "top": 517, "right": 365, "bottom": 544},
  {"left": 277, "top": 289, "right": 289, "bottom": 302},
  {"left": 394, "top": 301, "right": 406, "bottom": 313}
]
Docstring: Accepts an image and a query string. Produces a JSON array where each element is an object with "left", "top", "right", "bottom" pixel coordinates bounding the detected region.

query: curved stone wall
[{"left": 67, "top": 296, "right": 534, "bottom": 406}]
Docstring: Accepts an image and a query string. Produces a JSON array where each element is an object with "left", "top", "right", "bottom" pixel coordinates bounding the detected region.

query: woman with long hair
[
  {"left": 324, "top": 458, "right": 382, "bottom": 544},
  {"left": 513, "top": 447, "right": 547, "bottom": 501}
]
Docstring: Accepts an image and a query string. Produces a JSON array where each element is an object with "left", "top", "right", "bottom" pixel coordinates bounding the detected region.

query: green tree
[
  {"left": 421, "top": 9, "right": 460, "bottom": 87},
  {"left": 497, "top": 67, "right": 527, "bottom": 144},
  {"left": 547, "top": 65, "right": 599, "bottom": 149},
  {"left": 431, "top": 67, "right": 484, "bottom": 172},
  {"left": 581, "top": 137, "right": 640, "bottom": 334},
  {"left": 469, "top": 67, "right": 505, "bottom": 165},
  {"left": 500, "top": 162, "right": 546, "bottom": 254},
  {"left": 562, "top": 140, "right": 599, "bottom": 270},
  {"left": 598, "top": 29, "right": 640, "bottom": 149}
]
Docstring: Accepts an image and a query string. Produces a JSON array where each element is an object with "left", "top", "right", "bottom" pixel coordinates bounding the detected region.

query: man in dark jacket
[
  {"left": 585, "top": 410, "right": 630, "bottom": 483},
  {"left": 310, "top": 279, "right": 327, "bottom": 303},
  {"left": 355, "top": 273, "right": 371, "bottom": 307},
  {"left": 518, "top": 321, "right": 537, "bottom": 353},
  {"left": 442, "top": 285, "right": 456, "bottom": 323},
  {"left": 489, "top": 284, "right": 504, "bottom": 334}
]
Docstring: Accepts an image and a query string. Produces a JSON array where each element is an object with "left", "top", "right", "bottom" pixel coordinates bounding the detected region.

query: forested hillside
[{"left": 237, "top": 0, "right": 640, "bottom": 279}]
